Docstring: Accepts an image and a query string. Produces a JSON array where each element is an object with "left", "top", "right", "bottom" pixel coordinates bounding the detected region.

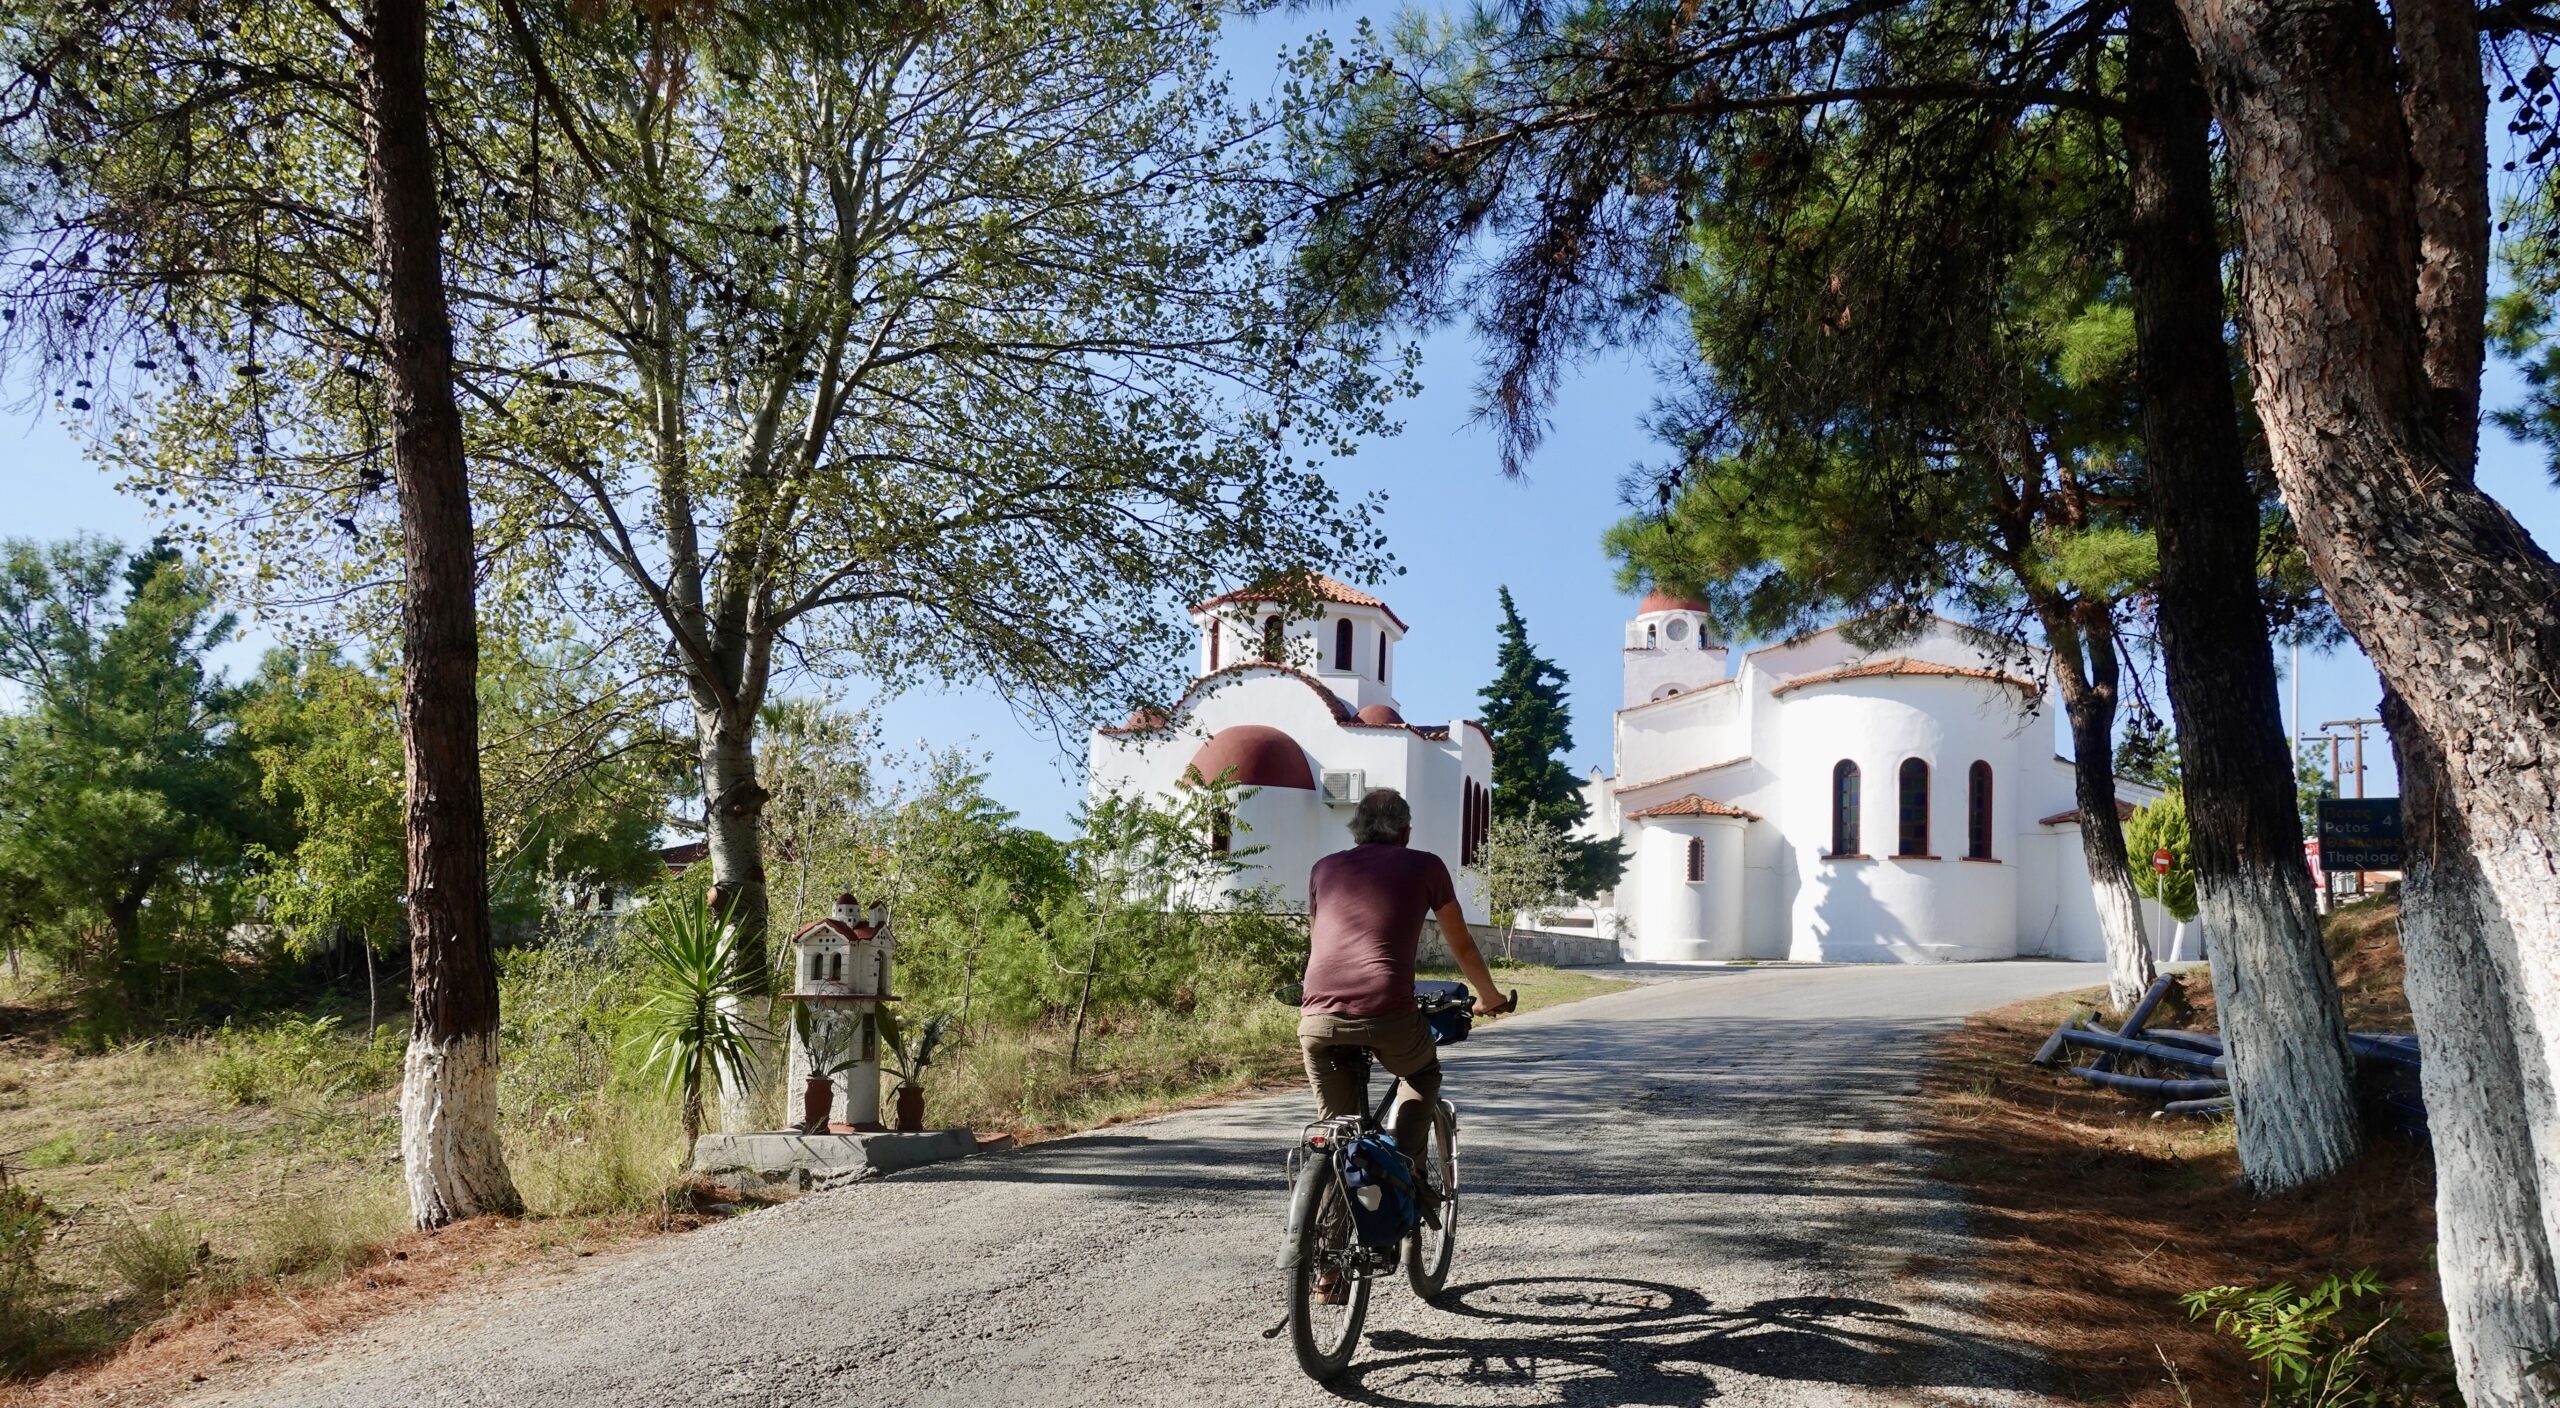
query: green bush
[
  {"left": 2182, "top": 1270, "right": 2459, "bottom": 1406},
  {"left": 0, "top": 1174, "right": 56, "bottom": 1373},
  {"left": 99, "top": 1210, "right": 201, "bottom": 1307},
  {"left": 499, "top": 930, "right": 648, "bottom": 1132},
  {"left": 203, "top": 1015, "right": 399, "bottom": 1106}
]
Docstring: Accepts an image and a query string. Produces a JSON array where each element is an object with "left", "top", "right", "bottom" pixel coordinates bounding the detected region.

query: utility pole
[{"left": 2319, "top": 716, "right": 2383, "bottom": 895}]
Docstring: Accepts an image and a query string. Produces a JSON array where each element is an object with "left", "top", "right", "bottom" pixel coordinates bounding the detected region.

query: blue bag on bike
[
  {"left": 1337, "top": 1134, "right": 1419, "bottom": 1250},
  {"left": 1417, "top": 980, "right": 1473, "bottom": 1047}
]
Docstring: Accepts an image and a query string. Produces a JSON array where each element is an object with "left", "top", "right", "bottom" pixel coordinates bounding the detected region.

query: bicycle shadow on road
[{"left": 1322, "top": 1276, "right": 2043, "bottom": 1406}]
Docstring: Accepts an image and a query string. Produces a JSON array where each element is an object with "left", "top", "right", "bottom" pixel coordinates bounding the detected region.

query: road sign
[
  {"left": 2153, "top": 848, "right": 2173, "bottom": 875},
  {"left": 2316, "top": 798, "right": 2403, "bottom": 872}
]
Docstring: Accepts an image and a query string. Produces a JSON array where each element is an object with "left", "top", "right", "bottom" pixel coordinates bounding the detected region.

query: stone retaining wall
[{"left": 1425, "top": 926, "right": 1625, "bottom": 969}]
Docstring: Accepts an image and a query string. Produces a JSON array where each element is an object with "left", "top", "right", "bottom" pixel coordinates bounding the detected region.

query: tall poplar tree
[{"left": 1479, "top": 587, "right": 1622, "bottom": 896}]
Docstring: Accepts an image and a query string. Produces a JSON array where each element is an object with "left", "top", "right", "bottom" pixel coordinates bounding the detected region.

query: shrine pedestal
[{"left": 689, "top": 1128, "right": 993, "bottom": 1193}]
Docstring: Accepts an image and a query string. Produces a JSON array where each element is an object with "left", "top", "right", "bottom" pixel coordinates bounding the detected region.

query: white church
[{"left": 1087, "top": 577, "right": 2174, "bottom": 965}]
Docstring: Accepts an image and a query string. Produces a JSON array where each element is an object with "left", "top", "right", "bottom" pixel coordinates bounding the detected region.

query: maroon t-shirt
[{"left": 1302, "top": 842, "right": 1459, "bottom": 1017}]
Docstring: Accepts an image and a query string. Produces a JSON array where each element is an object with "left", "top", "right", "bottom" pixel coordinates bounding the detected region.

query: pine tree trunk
[
  {"left": 2038, "top": 606, "right": 2154, "bottom": 1011},
  {"left": 361, "top": 0, "right": 521, "bottom": 1227},
  {"left": 2120, "top": 0, "right": 2359, "bottom": 1192},
  {"left": 2386, "top": 693, "right": 2560, "bottom": 1402}
]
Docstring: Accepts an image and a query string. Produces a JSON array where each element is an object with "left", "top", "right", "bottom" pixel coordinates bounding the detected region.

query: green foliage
[
  {"left": 0, "top": 1171, "right": 53, "bottom": 1371},
  {"left": 2182, "top": 1271, "right": 2458, "bottom": 1406},
  {"left": 877, "top": 1009, "right": 951, "bottom": 1091},
  {"left": 1470, "top": 815, "right": 1575, "bottom": 950},
  {"left": 497, "top": 931, "right": 647, "bottom": 1132},
  {"left": 2127, "top": 790, "right": 2199, "bottom": 924},
  {"left": 202, "top": 1016, "right": 402, "bottom": 1107},
  {"left": 2117, "top": 708, "right": 2182, "bottom": 791},
  {"left": 1480, "top": 587, "right": 1622, "bottom": 896},
  {"left": 627, "top": 893, "right": 765, "bottom": 1145},
  {"left": 0, "top": 537, "right": 273, "bottom": 1019}
]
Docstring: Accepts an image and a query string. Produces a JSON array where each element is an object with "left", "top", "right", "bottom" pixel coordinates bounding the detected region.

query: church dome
[
  {"left": 1354, "top": 703, "right": 1405, "bottom": 726},
  {"left": 1184, "top": 724, "right": 1315, "bottom": 790},
  {"left": 1638, "top": 587, "right": 1710, "bottom": 616}
]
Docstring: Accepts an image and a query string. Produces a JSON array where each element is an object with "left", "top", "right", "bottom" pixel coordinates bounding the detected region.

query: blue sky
[{"left": 6, "top": 5, "right": 2551, "bottom": 834}]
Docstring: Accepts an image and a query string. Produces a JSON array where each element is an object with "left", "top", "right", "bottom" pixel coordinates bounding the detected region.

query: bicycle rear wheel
[
  {"left": 1404, "top": 1099, "right": 1458, "bottom": 1299},
  {"left": 1286, "top": 1156, "right": 1371, "bottom": 1380}
]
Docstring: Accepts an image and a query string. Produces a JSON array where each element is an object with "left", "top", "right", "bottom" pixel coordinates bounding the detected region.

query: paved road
[{"left": 186, "top": 963, "right": 2102, "bottom": 1408}]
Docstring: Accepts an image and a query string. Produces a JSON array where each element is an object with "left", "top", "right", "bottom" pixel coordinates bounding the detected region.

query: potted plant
[
  {"left": 792, "top": 1005, "right": 861, "bottom": 1134},
  {"left": 877, "top": 1009, "right": 949, "bottom": 1134}
]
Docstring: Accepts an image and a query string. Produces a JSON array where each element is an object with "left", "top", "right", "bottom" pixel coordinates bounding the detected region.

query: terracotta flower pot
[
  {"left": 894, "top": 1083, "right": 925, "bottom": 1133},
  {"left": 802, "top": 1075, "right": 835, "bottom": 1132}
]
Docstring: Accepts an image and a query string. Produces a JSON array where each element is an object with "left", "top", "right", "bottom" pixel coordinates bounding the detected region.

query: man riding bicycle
[{"left": 1298, "top": 787, "right": 1509, "bottom": 1178}]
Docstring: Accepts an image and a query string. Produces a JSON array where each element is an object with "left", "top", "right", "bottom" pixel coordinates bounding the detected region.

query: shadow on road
[{"left": 1327, "top": 1277, "right": 2042, "bottom": 1406}]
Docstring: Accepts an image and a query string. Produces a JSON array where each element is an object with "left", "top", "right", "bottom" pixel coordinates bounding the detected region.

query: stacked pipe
[{"left": 2028, "top": 975, "right": 2428, "bottom": 1137}]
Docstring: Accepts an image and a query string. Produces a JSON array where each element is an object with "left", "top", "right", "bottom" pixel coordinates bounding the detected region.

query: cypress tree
[{"left": 1478, "top": 588, "right": 1624, "bottom": 896}]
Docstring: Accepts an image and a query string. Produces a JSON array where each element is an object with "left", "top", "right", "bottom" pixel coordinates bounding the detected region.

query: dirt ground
[{"left": 1917, "top": 897, "right": 2441, "bottom": 1406}]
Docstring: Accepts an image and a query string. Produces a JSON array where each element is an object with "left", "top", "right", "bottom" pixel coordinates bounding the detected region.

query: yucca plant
[{"left": 629, "top": 893, "right": 766, "bottom": 1148}]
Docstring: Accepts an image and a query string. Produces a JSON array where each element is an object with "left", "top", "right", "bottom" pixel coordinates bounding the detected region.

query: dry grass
[
  {"left": 922, "top": 963, "right": 1635, "bottom": 1145},
  {"left": 1917, "top": 899, "right": 2440, "bottom": 1406},
  {"left": 0, "top": 1209, "right": 713, "bottom": 1408}
]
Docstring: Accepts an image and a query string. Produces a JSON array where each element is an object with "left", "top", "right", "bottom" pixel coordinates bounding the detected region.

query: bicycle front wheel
[
  {"left": 1405, "top": 1099, "right": 1458, "bottom": 1300},
  {"left": 1287, "top": 1155, "right": 1371, "bottom": 1380}
]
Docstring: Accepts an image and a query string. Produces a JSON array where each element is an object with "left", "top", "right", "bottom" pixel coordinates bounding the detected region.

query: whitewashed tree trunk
[
  {"left": 2090, "top": 870, "right": 2152, "bottom": 1010},
  {"left": 2391, "top": 698, "right": 2560, "bottom": 1403},
  {"left": 402, "top": 1031, "right": 517, "bottom": 1227},
  {"left": 2195, "top": 865, "right": 2361, "bottom": 1190},
  {"left": 2121, "top": 0, "right": 2360, "bottom": 1192},
  {"left": 700, "top": 706, "right": 777, "bottom": 1131}
]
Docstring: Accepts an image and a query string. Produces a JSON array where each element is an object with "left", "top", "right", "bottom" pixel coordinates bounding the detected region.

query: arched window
[
  {"left": 1261, "top": 615, "right": 1284, "bottom": 662},
  {"left": 1646, "top": 623, "right": 1658, "bottom": 647},
  {"left": 1830, "top": 761, "right": 1861, "bottom": 856},
  {"left": 1460, "top": 781, "right": 1478, "bottom": 865},
  {"left": 1210, "top": 807, "right": 1234, "bottom": 855},
  {"left": 1898, "top": 758, "right": 1931, "bottom": 857},
  {"left": 1967, "top": 762, "right": 1994, "bottom": 860},
  {"left": 1685, "top": 836, "right": 1706, "bottom": 883},
  {"left": 1378, "top": 629, "right": 1389, "bottom": 682},
  {"left": 1333, "top": 618, "right": 1354, "bottom": 671},
  {"left": 1208, "top": 619, "right": 1221, "bottom": 671}
]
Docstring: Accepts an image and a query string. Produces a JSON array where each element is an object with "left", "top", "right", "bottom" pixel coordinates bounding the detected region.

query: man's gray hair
[{"left": 1348, "top": 787, "right": 1412, "bottom": 844}]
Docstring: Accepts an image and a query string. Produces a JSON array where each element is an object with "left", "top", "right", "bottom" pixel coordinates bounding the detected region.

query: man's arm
[{"left": 1435, "top": 901, "right": 1510, "bottom": 1016}]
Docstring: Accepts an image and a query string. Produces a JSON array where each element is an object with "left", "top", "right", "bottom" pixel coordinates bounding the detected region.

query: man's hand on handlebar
[{"left": 1471, "top": 989, "right": 1516, "bottom": 1018}]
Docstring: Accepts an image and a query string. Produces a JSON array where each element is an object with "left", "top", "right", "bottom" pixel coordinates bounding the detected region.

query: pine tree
[{"left": 1478, "top": 588, "right": 1624, "bottom": 897}]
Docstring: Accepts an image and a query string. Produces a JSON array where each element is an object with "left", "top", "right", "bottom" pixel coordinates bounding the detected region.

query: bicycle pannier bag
[{"left": 1337, "top": 1134, "right": 1419, "bottom": 1249}]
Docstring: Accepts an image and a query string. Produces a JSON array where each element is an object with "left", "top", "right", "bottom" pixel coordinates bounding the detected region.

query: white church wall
[
  {"left": 1627, "top": 817, "right": 1747, "bottom": 960},
  {"left": 1088, "top": 664, "right": 1485, "bottom": 919},
  {"left": 1614, "top": 684, "right": 1746, "bottom": 790},
  {"left": 1776, "top": 680, "right": 2028, "bottom": 962},
  {"left": 2014, "top": 829, "right": 2070, "bottom": 956}
]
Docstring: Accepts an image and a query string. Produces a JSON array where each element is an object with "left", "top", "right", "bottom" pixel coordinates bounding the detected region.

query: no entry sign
[{"left": 2152, "top": 848, "right": 2174, "bottom": 875}]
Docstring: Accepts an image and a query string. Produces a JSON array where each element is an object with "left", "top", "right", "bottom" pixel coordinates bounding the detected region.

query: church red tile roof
[
  {"left": 1194, "top": 573, "right": 1408, "bottom": 631},
  {"left": 1625, "top": 794, "right": 1761, "bottom": 821},
  {"left": 1184, "top": 724, "right": 1317, "bottom": 790},
  {"left": 1614, "top": 755, "right": 1753, "bottom": 793},
  {"left": 1095, "top": 661, "right": 1490, "bottom": 751},
  {"left": 1769, "top": 657, "right": 2041, "bottom": 697},
  {"left": 2038, "top": 800, "right": 2139, "bottom": 826},
  {"left": 1636, "top": 588, "right": 1711, "bottom": 616}
]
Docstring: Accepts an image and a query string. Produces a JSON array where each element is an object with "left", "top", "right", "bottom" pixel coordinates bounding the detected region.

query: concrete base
[{"left": 691, "top": 1128, "right": 987, "bottom": 1194}]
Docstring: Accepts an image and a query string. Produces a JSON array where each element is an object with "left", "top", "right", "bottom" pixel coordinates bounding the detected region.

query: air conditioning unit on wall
[{"left": 1320, "top": 769, "right": 1364, "bottom": 806}]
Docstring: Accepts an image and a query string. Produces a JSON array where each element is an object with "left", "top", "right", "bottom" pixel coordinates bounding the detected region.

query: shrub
[
  {"left": 0, "top": 1173, "right": 55, "bottom": 1373},
  {"left": 2182, "top": 1270, "right": 2459, "bottom": 1407},
  {"left": 99, "top": 1210, "right": 202, "bottom": 1307},
  {"left": 246, "top": 1191, "right": 405, "bottom": 1284},
  {"left": 203, "top": 1015, "right": 397, "bottom": 1106}
]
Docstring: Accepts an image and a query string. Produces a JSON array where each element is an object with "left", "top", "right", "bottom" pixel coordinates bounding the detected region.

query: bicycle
[{"left": 1278, "top": 979, "right": 1513, "bottom": 1381}]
